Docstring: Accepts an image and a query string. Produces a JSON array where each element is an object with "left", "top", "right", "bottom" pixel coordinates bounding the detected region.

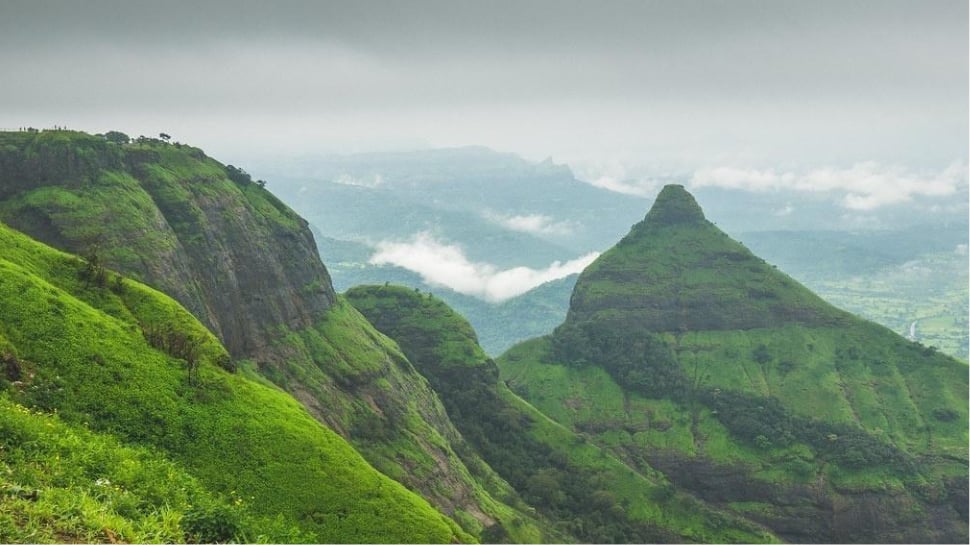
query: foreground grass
[{"left": 0, "top": 221, "right": 469, "bottom": 543}]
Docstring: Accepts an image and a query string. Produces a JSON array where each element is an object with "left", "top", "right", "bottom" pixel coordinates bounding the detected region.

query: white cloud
[
  {"left": 483, "top": 210, "right": 574, "bottom": 236},
  {"left": 569, "top": 157, "right": 660, "bottom": 197},
  {"left": 333, "top": 173, "right": 384, "bottom": 188},
  {"left": 586, "top": 176, "right": 657, "bottom": 197},
  {"left": 369, "top": 232, "right": 598, "bottom": 302},
  {"left": 773, "top": 203, "right": 795, "bottom": 217},
  {"left": 690, "top": 162, "right": 967, "bottom": 211}
]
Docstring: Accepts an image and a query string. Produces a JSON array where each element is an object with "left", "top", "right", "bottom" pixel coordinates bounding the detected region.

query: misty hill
[
  {"left": 564, "top": 185, "right": 848, "bottom": 332},
  {"left": 268, "top": 148, "right": 967, "bottom": 360},
  {"left": 0, "top": 221, "right": 466, "bottom": 542},
  {"left": 255, "top": 146, "right": 648, "bottom": 257},
  {"left": 0, "top": 130, "right": 543, "bottom": 540},
  {"left": 259, "top": 148, "right": 647, "bottom": 356},
  {"left": 499, "top": 185, "right": 968, "bottom": 543},
  {"left": 346, "top": 285, "right": 774, "bottom": 543}
]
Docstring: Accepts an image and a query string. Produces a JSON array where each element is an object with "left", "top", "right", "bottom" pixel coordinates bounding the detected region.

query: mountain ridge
[
  {"left": 566, "top": 184, "right": 848, "bottom": 333},
  {"left": 0, "top": 129, "right": 539, "bottom": 540},
  {"left": 500, "top": 184, "right": 968, "bottom": 543},
  {"left": 0, "top": 219, "right": 468, "bottom": 542}
]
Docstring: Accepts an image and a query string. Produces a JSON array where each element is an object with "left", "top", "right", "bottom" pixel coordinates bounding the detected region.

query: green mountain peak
[
  {"left": 565, "top": 185, "right": 846, "bottom": 333},
  {"left": 641, "top": 183, "right": 706, "bottom": 227},
  {"left": 502, "top": 186, "right": 968, "bottom": 543}
]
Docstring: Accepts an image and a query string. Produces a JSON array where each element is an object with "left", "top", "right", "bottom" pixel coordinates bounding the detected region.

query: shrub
[{"left": 181, "top": 504, "right": 242, "bottom": 543}]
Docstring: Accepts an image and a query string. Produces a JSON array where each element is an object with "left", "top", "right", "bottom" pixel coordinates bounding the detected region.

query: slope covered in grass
[
  {"left": 498, "top": 185, "right": 968, "bottom": 543},
  {"left": 0, "top": 129, "right": 536, "bottom": 537},
  {"left": 0, "top": 221, "right": 469, "bottom": 543},
  {"left": 347, "top": 285, "right": 775, "bottom": 544},
  {"left": 0, "top": 397, "right": 299, "bottom": 543}
]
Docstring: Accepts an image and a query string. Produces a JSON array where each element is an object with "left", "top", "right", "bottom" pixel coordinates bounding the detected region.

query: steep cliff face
[
  {"left": 0, "top": 130, "right": 333, "bottom": 360},
  {"left": 0, "top": 130, "right": 526, "bottom": 539},
  {"left": 500, "top": 184, "right": 968, "bottom": 543}
]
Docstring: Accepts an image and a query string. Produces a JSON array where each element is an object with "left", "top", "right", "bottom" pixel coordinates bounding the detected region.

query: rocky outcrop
[{"left": 0, "top": 131, "right": 334, "bottom": 360}]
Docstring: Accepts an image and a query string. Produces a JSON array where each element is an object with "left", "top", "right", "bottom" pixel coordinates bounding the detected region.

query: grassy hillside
[
  {"left": 0, "top": 129, "right": 335, "bottom": 360},
  {"left": 498, "top": 185, "right": 968, "bottom": 543},
  {"left": 0, "top": 397, "right": 291, "bottom": 543},
  {"left": 347, "top": 285, "right": 776, "bottom": 543},
  {"left": 0, "top": 129, "right": 539, "bottom": 538},
  {"left": 0, "top": 221, "right": 469, "bottom": 543}
]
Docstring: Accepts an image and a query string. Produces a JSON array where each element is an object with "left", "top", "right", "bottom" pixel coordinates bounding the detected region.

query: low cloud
[
  {"left": 690, "top": 162, "right": 967, "bottom": 211},
  {"left": 484, "top": 210, "right": 574, "bottom": 236},
  {"left": 570, "top": 158, "right": 659, "bottom": 197},
  {"left": 369, "top": 232, "right": 598, "bottom": 302},
  {"left": 587, "top": 176, "right": 657, "bottom": 197}
]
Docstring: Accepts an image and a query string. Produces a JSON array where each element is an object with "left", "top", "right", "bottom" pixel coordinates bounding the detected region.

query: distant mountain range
[{"left": 254, "top": 147, "right": 967, "bottom": 359}]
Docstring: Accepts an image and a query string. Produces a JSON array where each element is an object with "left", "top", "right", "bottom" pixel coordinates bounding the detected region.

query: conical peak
[
  {"left": 644, "top": 184, "right": 706, "bottom": 227},
  {"left": 565, "top": 182, "right": 847, "bottom": 333}
]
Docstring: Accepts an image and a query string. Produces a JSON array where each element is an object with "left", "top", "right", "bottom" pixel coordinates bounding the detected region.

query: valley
[
  {"left": 1, "top": 3, "right": 965, "bottom": 543},
  {"left": 0, "top": 130, "right": 965, "bottom": 543}
]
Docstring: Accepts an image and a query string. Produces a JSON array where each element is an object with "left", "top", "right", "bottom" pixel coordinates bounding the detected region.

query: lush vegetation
[
  {"left": 0, "top": 220, "right": 469, "bottom": 543},
  {"left": 347, "top": 285, "right": 774, "bottom": 544},
  {"left": 2, "top": 131, "right": 964, "bottom": 543},
  {"left": 0, "top": 129, "right": 534, "bottom": 540},
  {"left": 498, "top": 185, "right": 968, "bottom": 543},
  {"left": 0, "top": 397, "right": 283, "bottom": 543}
]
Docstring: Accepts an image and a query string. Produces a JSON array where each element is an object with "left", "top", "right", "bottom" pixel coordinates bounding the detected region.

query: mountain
[
  {"left": 346, "top": 284, "right": 774, "bottom": 543},
  {"left": 251, "top": 146, "right": 648, "bottom": 257},
  {"left": 498, "top": 185, "right": 968, "bottom": 543},
  {"left": 248, "top": 147, "right": 649, "bottom": 354},
  {"left": 4, "top": 130, "right": 964, "bottom": 543},
  {"left": 0, "top": 131, "right": 334, "bottom": 362},
  {"left": 272, "top": 148, "right": 968, "bottom": 361},
  {"left": 0, "top": 221, "right": 466, "bottom": 542},
  {"left": 563, "top": 184, "right": 847, "bottom": 332},
  {"left": 0, "top": 130, "right": 539, "bottom": 540}
]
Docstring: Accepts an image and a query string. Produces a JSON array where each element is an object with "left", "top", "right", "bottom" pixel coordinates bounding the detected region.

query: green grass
[
  {"left": 348, "top": 285, "right": 776, "bottom": 544},
  {"left": 0, "top": 397, "right": 306, "bottom": 543},
  {"left": 0, "top": 129, "right": 527, "bottom": 540},
  {"left": 496, "top": 185, "right": 968, "bottom": 542},
  {"left": 265, "top": 296, "right": 540, "bottom": 542},
  {"left": 0, "top": 221, "right": 469, "bottom": 543}
]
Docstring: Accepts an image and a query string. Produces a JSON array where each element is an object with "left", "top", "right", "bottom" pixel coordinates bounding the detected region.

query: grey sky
[{"left": 1, "top": 0, "right": 966, "bottom": 172}]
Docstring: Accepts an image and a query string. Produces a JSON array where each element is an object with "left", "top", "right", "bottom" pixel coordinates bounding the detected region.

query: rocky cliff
[
  {"left": 0, "top": 130, "right": 534, "bottom": 540},
  {"left": 0, "top": 130, "right": 333, "bottom": 360}
]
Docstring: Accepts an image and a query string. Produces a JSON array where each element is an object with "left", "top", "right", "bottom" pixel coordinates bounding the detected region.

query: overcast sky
[{"left": 1, "top": 0, "right": 966, "bottom": 174}]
